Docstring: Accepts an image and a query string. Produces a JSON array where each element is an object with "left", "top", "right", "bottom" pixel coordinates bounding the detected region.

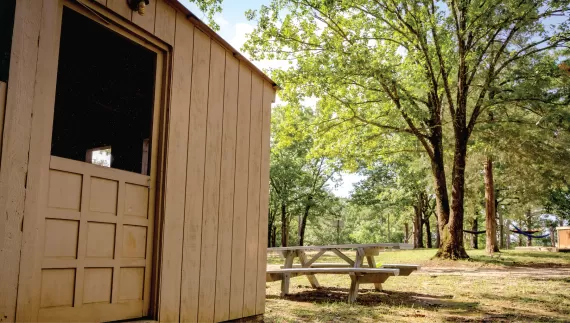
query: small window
[
  {"left": 51, "top": 8, "right": 157, "bottom": 175},
  {"left": 86, "top": 146, "right": 112, "bottom": 167}
]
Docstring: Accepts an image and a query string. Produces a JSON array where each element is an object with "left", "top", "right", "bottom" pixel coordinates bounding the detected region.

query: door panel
[
  {"left": 38, "top": 156, "right": 154, "bottom": 322},
  {"left": 16, "top": 1, "right": 164, "bottom": 321}
]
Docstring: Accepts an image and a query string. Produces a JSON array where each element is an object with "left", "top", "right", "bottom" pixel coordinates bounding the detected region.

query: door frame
[{"left": 15, "top": 0, "right": 171, "bottom": 321}]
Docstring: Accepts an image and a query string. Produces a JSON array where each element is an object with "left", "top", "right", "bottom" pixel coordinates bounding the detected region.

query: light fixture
[{"left": 127, "top": 0, "right": 150, "bottom": 16}]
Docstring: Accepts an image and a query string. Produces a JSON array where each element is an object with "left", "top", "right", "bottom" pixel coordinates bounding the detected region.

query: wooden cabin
[{"left": 0, "top": 0, "right": 275, "bottom": 322}]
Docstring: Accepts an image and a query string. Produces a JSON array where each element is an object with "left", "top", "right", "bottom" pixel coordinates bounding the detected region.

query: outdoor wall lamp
[{"left": 127, "top": 0, "right": 150, "bottom": 15}]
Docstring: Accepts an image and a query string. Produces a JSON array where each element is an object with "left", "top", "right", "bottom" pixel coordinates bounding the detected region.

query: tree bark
[
  {"left": 424, "top": 213, "right": 432, "bottom": 248},
  {"left": 414, "top": 194, "right": 425, "bottom": 248},
  {"left": 413, "top": 206, "right": 423, "bottom": 249},
  {"left": 430, "top": 141, "right": 450, "bottom": 248},
  {"left": 404, "top": 223, "right": 409, "bottom": 244},
  {"left": 485, "top": 157, "right": 499, "bottom": 254},
  {"left": 298, "top": 195, "right": 313, "bottom": 246},
  {"left": 437, "top": 134, "right": 469, "bottom": 259},
  {"left": 280, "top": 202, "right": 288, "bottom": 247},
  {"left": 471, "top": 218, "right": 478, "bottom": 249},
  {"left": 435, "top": 223, "right": 441, "bottom": 248}
]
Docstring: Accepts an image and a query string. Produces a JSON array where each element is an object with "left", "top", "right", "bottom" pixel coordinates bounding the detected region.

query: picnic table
[{"left": 266, "top": 243, "right": 418, "bottom": 302}]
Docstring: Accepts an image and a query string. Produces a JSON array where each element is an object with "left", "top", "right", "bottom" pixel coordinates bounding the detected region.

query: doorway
[{"left": 28, "top": 3, "right": 165, "bottom": 322}]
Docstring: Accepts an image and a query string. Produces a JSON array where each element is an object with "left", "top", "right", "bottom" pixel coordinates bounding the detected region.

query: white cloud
[
  {"left": 230, "top": 23, "right": 256, "bottom": 54},
  {"left": 213, "top": 13, "right": 229, "bottom": 28}
]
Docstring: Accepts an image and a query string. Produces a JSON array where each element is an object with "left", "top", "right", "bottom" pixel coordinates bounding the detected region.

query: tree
[
  {"left": 484, "top": 157, "right": 499, "bottom": 254},
  {"left": 245, "top": 0, "right": 570, "bottom": 258},
  {"left": 269, "top": 103, "right": 340, "bottom": 246}
]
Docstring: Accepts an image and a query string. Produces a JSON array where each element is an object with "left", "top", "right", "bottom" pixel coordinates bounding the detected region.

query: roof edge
[{"left": 169, "top": 0, "right": 280, "bottom": 90}]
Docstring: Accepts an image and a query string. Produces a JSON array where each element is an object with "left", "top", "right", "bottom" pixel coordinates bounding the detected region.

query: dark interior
[
  {"left": 0, "top": 0, "right": 16, "bottom": 82},
  {"left": 51, "top": 7, "right": 157, "bottom": 174}
]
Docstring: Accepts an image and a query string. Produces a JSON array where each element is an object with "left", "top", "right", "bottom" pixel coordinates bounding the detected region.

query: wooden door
[{"left": 15, "top": 1, "right": 166, "bottom": 322}]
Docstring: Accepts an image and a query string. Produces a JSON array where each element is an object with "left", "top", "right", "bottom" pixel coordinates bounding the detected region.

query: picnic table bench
[{"left": 267, "top": 243, "right": 419, "bottom": 302}]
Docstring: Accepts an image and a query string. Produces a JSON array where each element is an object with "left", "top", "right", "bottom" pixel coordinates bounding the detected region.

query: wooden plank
[
  {"left": 180, "top": 28, "right": 211, "bottom": 323},
  {"left": 267, "top": 267, "right": 399, "bottom": 275},
  {"left": 154, "top": 0, "right": 175, "bottom": 45},
  {"left": 255, "top": 81, "right": 274, "bottom": 314},
  {"left": 348, "top": 275, "right": 360, "bottom": 303},
  {"left": 0, "top": 0, "right": 44, "bottom": 321},
  {"left": 131, "top": 0, "right": 156, "bottom": 33},
  {"left": 0, "top": 82, "right": 6, "bottom": 164},
  {"left": 106, "top": 0, "right": 132, "bottom": 20},
  {"left": 280, "top": 251, "right": 295, "bottom": 296},
  {"left": 366, "top": 256, "right": 382, "bottom": 291},
  {"left": 159, "top": 13, "right": 193, "bottom": 323},
  {"left": 228, "top": 64, "right": 252, "bottom": 320},
  {"left": 297, "top": 251, "right": 320, "bottom": 289},
  {"left": 14, "top": 1, "right": 62, "bottom": 321},
  {"left": 268, "top": 243, "right": 402, "bottom": 251},
  {"left": 196, "top": 41, "right": 226, "bottom": 323},
  {"left": 213, "top": 52, "right": 239, "bottom": 323},
  {"left": 242, "top": 73, "right": 263, "bottom": 317},
  {"left": 304, "top": 250, "right": 326, "bottom": 267},
  {"left": 331, "top": 249, "right": 355, "bottom": 266},
  {"left": 94, "top": 0, "right": 107, "bottom": 6}
]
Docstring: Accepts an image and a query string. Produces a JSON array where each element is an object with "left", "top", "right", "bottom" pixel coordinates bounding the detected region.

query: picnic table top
[{"left": 268, "top": 243, "right": 413, "bottom": 251}]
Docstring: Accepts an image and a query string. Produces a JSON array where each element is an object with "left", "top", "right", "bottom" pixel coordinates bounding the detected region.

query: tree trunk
[
  {"left": 404, "top": 223, "right": 409, "bottom": 244},
  {"left": 526, "top": 209, "right": 532, "bottom": 247},
  {"left": 435, "top": 223, "right": 441, "bottom": 248},
  {"left": 506, "top": 220, "right": 511, "bottom": 249},
  {"left": 280, "top": 202, "right": 288, "bottom": 247},
  {"left": 437, "top": 135, "right": 469, "bottom": 259},
  {"left": 471, "top": 218, "right": 478, "bottom": 249},
  {"left": 430, "top": 143, "right": 450, "bottom": 248},
  {"left": 485, "top": 157, "right": 499, "bottom": 254},
  {"left": 298, "top": 196, "right": 313, "bottom": 246},
  {"left": 550, "top": 224, "right": 556, "bottom": 247},
  {"left": 495, "top": 211, "right": 505, "bottom": 249},
  {"left": 414, "top": 196, "right": 424, "bottom": 248},
  {"left": 424, "top": 214, "right": 432, "bottom": 248},
  {"left": 271, "top": 225, "right": 277, "bottom": 247}
]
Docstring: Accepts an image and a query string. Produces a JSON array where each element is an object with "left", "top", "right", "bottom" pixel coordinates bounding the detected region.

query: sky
[{"left": 178, "top": 0, "right": 364, "bottom": 198}]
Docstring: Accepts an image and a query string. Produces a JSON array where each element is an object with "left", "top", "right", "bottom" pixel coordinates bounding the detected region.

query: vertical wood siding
[
  {"left": 4, "top": 1, "right": 274, "bottom": 322},
  {"left": 0, "top": 0, "right": 43, "bottom": 321}
]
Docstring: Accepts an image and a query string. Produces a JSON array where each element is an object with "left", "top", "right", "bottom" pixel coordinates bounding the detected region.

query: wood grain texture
[
  {"left": 242, "top": 73, "right": 263, "bottom": 317},
  {"left": 131, "top": 0, "right": 156, "bottom": 33},
  {"left": 0, "top": 0, "right": 43, "bottom": 321},
  {"left": 228, "top": 64, "right": 252, "bottom": 320},
  {"left": 213, "top": 53, "right": 239, "bottom": 323},
  {"left": 16, "top": 0, "right": 63, "bottom": 320},
  {"left": 106, "top": 0, "right": 132, "bottom": 20},
  {"left": 180, "top": 29, "right": 211, "bottom": 323},
  {"left": 0, "top": 82, "right": 6, "bottom": 165},
  {"left": 159, "top": 13, "right": 193, "bottom": 323},
  {"left": 197, "top": 40, "right": 226, "bottom": 323},
  {"left": 256, "top": 83, "right": 272, "bottom": 314},
  {"left": 94, "top": 0, "right": 107, "bottom": 6},
  {"left": 154, "top": 0, "right": 176, "bottom": 45}
]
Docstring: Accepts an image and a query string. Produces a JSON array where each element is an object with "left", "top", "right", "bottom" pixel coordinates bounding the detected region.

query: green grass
[{"left": 265, "top": 249, "right": 570, "bottom": 322}]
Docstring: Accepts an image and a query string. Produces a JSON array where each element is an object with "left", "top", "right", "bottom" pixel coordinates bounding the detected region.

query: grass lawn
[{"left": 264, "top": 249, "right": 570, "bottom": 322}]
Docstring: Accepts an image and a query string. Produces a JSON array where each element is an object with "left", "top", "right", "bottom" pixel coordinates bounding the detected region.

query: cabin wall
[
  {"left": 0, "top": 1, "right": 274, "bottom": 322},
  {"left": 558, "top": 227, "right": 570, "bottom": 250}
]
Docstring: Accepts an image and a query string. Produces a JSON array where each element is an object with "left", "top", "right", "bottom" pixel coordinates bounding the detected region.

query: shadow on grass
[
  {"left": 267, "top": 286, "right": 477, "bottom": 311},
  {"left": 468, "top": 254, "right": 570, "bottom": 268}
]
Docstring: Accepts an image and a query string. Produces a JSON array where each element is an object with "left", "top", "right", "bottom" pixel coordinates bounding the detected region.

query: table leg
[
  {"left": 366, "top": 255, "right": 382, "bottom": 291},
  {"left": 281, "top": 250, "right": 295, "bottom": 297},
  {"left": 298, "top": 251, "right": 320, "bottom": 288},
  {"left": 348, "top": 274, "right": 360, "bottom": 303}
]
